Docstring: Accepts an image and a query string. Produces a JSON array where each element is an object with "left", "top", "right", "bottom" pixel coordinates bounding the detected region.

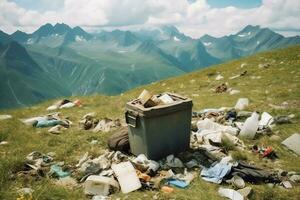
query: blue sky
[
  {"left": 8, "top": 0, "right": 63, "bottom": 11},
  {"left": 1, "top": 0, "right": 300, "bottom": 37},
  {"left": 207, "top": 0, "right": 262, "bottom": 8}
]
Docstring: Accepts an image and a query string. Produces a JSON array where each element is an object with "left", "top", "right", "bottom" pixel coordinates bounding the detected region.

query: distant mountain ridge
[
  {"left": 0, "top": 24, "right": 299, "bottom": 109},
  {"left": 200, "top": 25, "right": 300, "bottom": 61}
]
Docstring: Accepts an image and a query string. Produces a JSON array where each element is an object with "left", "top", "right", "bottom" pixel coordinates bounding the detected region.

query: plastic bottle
[{"left": 239, "top": 112, "right": 259, "bottom": 139}]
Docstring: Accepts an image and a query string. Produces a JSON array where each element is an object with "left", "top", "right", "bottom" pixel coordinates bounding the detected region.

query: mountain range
[{"left": 0, "top": 23, "right": 299, "bottom": 109}]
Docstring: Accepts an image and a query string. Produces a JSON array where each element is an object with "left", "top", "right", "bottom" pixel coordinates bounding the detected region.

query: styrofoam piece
[
  {"left": 158, "top": 94, "right": 174, "bottom": 104},
  {"left": 215, "top": 75, "right": 224, "bottom": 80},
  {"left": 258, "top": 112, "right": 274, "bottom": 127},
  {"left": 111, "top": 161, "right": 141, "bottom": 193},
  {"left": 234, "top": 98, "right": 249, "bottom": 110}
]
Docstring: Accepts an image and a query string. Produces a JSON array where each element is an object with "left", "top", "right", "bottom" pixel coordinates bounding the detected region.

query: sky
[{"left": 1, "top": 0, "right": 299, "bottom": 38}]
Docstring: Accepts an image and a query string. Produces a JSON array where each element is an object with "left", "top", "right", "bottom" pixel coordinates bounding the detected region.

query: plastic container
[
  {"left": 84, "top": 175, "right": 119, "bottom": 196},
  {"left": 125, "top": 93, "right": 193, "bottom": 160},
  {"left": 239, "top": 112, "right": 259, "bottom": 139}
]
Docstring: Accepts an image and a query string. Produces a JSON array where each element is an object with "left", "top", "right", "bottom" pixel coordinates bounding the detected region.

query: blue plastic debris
[
  {"left": 36, "top": 119, "right": 63, "bottom": 128},
  {"left": 167, "top": 179, "right": 188, "bottom": 188},
  {"left": 201, "top": 162, "right": 232, "bottom": 184},
  {"left": 50, "top": 164, "right": 70, "bottom": 178}
]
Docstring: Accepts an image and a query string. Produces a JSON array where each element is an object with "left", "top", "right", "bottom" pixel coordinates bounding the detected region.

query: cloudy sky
[{"left": 1, "top": 0, "right": 299, "bottom": 38}]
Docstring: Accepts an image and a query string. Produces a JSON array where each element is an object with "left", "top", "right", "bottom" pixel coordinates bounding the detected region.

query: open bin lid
[{"left": 126, "top": 93, "right": 193, "bottom": 118}]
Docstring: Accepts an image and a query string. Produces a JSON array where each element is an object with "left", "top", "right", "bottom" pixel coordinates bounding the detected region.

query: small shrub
[{"left": 221, "top": 136, "right": 236, "bottom": 152}]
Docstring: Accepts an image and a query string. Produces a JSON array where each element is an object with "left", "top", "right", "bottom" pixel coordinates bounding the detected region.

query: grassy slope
[{"left": 0, "top": 45, "right": 300, "bottom": 200}]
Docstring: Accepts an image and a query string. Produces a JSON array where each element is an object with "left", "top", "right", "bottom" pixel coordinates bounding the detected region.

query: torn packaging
[{"left": 197, "top": 118, "right": 238, "bottom": 136}]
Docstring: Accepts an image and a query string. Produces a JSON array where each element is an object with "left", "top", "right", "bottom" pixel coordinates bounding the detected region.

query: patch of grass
[
  {"left": 0, "top": 131, "right": 9, "bottom": 142},
  {"left": 221, "top": 136, "right": 236, "bottom": 152},
  {"left": 231, "top": 151, "right": 248, "bottom": 161}
]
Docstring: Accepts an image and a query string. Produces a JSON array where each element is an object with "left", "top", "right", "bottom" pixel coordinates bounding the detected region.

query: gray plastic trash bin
[{"left": 125, "top": 93, "right": 193, "bottom": 160}]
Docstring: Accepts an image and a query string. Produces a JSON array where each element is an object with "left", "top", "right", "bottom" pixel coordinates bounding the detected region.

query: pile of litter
[
  {"left": 79, "top": 112, "right": 122, "bottom": 133},
  {"left": 15, "top": 92, "right": 299, "bottom": 200}
]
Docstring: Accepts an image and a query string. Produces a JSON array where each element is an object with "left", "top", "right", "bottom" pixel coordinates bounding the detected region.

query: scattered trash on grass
[
  {"left": 161, "top": 186, "right": 174, "bottom": 193},
  {"left": 215, "top": 74, "right": 224, "bottom": 80},
  {"left": 252, "top": 145, "right": 278, "bottom": 159},
  {"left": 48, "top": 125, "right": 67, "bottom": 134},
  {"left": 22, "top": 113, "right": 71, "bottom": 129},
  {"left": 229, "top": 89, "right": 240, "bottom": 95},
  {"left": 258, "top": 63, "right": 270, "bottom": 69},
  {"left": 93, "top": 118, "right": 121, "bottom": 133},
  {"left": 0, "top": 141, "right": 8, "bottom": 145},
  {"left": 215, "top": 83, "right": 228, "bottom": 93},
  {"left": 46, "top": 99, "right": 82, "bottom": 110},
  {"left": 281, "top": 181, "right": 293, "bottom": 189},
  {"left": 0, "top": 114, "right": 12, "bottom": 120},
  {"left": 229, "top": 71, "right": 247, "bottom": 80},
  {"left": 201, "top": 162, "right": 232, "bottom": 184},
  {"left": 13, "top": 90, "right": 299, "bottom": 199},
  {"left": 49, "top": 164, "right": 70, "bottom": 178}
]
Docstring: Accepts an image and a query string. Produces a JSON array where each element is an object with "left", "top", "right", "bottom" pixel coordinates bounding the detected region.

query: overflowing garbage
[
  {"left": 125, "top": 90, "right": 192, "bottom": 159},
  {"left": 15, "top": 90, "right": 299, "bottom": 199}
]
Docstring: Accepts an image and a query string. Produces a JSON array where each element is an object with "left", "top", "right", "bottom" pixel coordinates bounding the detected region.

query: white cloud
[{"left": 0, "top": 0, "right": 299, "bottom": 37}]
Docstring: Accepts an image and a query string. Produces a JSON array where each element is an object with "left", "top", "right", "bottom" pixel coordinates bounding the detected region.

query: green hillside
[
  {"left": 0, "top": 42, "right": 70, "bottom": 108},
  {"left": 0, "top": 45, "right": 300, "bottom": 199},
  {"left": 1, "top": 24, "right": 300, "bottom": 109}
]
